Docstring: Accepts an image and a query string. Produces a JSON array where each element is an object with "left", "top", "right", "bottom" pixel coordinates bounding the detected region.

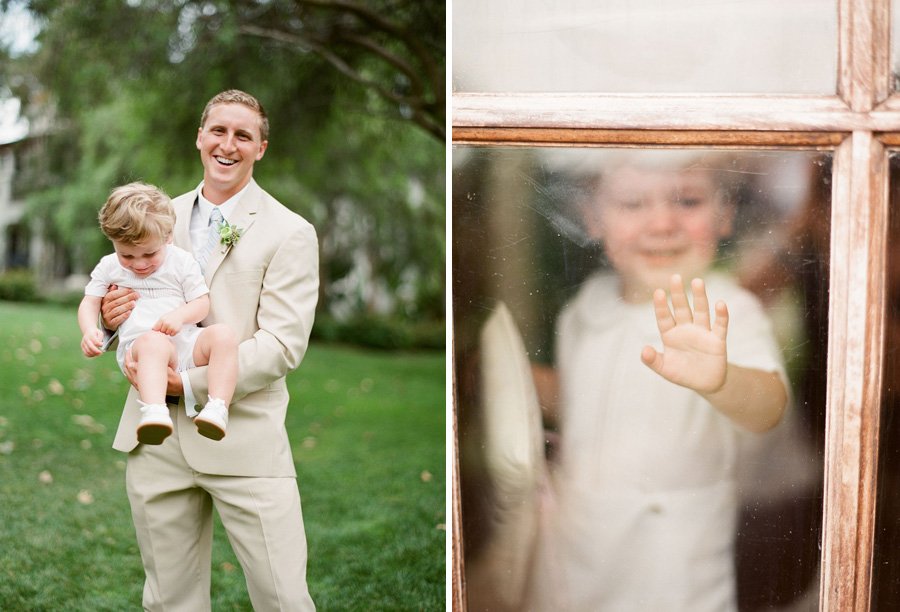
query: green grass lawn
[{"left": 0, "top": 301, "right": 446, "bottom": 611}]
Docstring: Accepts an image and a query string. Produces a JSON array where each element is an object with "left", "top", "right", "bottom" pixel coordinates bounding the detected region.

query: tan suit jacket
[{"left": 112, "top": 179, "right": 319, "bottom": 477}]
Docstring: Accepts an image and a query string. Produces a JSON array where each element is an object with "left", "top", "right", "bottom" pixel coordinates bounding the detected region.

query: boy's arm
[
  {"left": 699, "top": 364, "right": 787, "bottom": 433},
  {"left": 78, "top": 296, "right": 106, "bottom": 357},
  {"left": 641, "top": 274, "right": 787, "bottom": 433},
  {"left": 153, "top": 294, "right": 210, "bottom": 336}
]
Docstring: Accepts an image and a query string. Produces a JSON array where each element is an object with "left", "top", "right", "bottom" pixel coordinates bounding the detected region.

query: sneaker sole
[
  {"left": 137, "top": 422, "right": 173, "bottom": 445},
  {"left": 195, "top": 418, "right": 226, "bottom": 441}
]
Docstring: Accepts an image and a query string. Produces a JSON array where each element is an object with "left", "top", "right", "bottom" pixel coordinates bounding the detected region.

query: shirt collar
[{"left": 195, "top": 180, "right": 251, "bottom": 223}]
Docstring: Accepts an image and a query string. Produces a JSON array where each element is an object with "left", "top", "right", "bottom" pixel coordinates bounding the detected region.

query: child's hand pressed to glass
[
  {"left": 641, "top": 274, "right": 727, "bottom": 394},
  {"left": 641, "top": 272, "right": 786, "bottom": 433}
]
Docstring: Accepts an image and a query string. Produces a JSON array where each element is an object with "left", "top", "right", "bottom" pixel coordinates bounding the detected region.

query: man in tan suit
[{"left": 102, "top": 90, "right": 317, "bottom": 610}]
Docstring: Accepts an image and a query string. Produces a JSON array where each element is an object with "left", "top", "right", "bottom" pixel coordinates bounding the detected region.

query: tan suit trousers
[{"left": 125, "top": 415, "right": 315, "bottom": 611}]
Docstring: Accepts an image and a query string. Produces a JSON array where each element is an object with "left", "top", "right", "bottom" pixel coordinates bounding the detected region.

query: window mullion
[
  {"left": 838, "top": 0, "right": 890, "bottom": 109},
  {"left": 820, "top": 133, "right": 888, "bottom": 611}
]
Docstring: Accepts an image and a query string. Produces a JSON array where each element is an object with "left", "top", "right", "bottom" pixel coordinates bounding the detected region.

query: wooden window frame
[{"left": 450, "top": 1, "right": 895, "bottom": 610}]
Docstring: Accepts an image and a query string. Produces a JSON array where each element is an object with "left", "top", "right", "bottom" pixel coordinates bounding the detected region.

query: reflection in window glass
[
  {"left": 453, "top": 148, "right": 829, "bottom": 610},
  {"left": 872, "top": 155, "right": 900, "bottom": 609},
  {"left": 453, "top": 0, "right": 837, "bottom": 94}
]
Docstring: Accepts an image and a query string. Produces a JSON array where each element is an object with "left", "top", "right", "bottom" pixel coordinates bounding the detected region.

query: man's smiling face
[{"left": 196, "top": 102, "right": 268, "bottom": 204}]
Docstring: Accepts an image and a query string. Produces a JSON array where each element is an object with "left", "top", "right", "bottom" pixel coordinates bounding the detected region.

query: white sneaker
[
  {"left": 137, "top": 402, "right": 173, "bottom": 445},
  {"left": 195, "top": 397, "right": 228, "bottom": 441}
]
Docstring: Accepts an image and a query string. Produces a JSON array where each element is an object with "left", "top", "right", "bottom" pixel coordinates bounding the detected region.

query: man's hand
[
  {"left": 100, "top": 284, "right": 139, "bottom": 331},
  {"left": 123, "top": 347, "right": 184, "bottom": 396},
  {"left": 640, "top": 274, "right": 728, "bottom": 394}
]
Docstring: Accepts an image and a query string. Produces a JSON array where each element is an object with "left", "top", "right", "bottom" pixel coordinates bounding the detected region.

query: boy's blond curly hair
[{"left": 98, "top": 182, "right": 175, "bottom": 245}]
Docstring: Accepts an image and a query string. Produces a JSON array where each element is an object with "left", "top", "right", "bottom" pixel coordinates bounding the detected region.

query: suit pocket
[
  {"left": 225, "top": 269, "right": 264, "bottom": 285},
  {"left": 225, "top": 268, "right": 263, "bottom": 293}
]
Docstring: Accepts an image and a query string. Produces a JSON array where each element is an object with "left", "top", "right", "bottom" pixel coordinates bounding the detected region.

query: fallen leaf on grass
[
  {"left": 436, "top": 524, "right": 446, "bottom": 531},
  {"left": 72, "top": 414, "right": 106, "bottom": 434},
  {"left": 420, "top": 471, "right": 433, "bottom": 483},
  {"left": 221, "top": 562, "right": 236, "bottom": 573},
  {"left": 29, "top": 339, "right": 42, "bottom": 354},
  {"left": 47, "top": 379, "right": 64, "bottom": 395},
  {"left": 77, "top": 490, "right": 94, "bottom": 504},
  {"left": 302, "top": 437, "right": 317, "bottom": 450},
  {"left": 80, "top": 440, "right": 92, "bottom": 450},
  {"left": 0, "top": 441, "right": 14, "bottom": 455},
  {"left": 38, "top": 470, "right": 53, "bottom": 484}
]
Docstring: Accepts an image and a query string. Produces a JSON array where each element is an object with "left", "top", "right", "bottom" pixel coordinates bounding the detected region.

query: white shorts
[{"left": 116, "top": 324, "right": 206, "bottom": 375}]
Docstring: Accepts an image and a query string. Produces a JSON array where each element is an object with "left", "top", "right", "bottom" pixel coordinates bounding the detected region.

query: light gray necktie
[{"left": 197, "top": 207, "right": 224, "bottom": 273}]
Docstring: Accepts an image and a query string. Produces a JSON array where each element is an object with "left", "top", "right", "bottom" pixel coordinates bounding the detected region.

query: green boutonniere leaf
[{"left": 218, "top": 221, "right": 243, "bottom": 247}]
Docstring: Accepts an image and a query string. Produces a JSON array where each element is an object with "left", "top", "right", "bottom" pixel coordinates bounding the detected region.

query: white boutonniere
[{"left": 218, "top": 221, "right": 243, "bottom": 247}]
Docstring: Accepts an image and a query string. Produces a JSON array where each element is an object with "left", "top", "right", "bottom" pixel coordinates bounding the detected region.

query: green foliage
[
  {"left": 0, "top": 301, "right": 445, "bottom": 609},
  {"left": 0, "top": 269, "right": 38, "bottom": 302},
  {"left": 6, "top": 0, "right": 445, "bottom": 323},
  {"left": 312, "top": 313, "right": 445, "bottom": 351}
]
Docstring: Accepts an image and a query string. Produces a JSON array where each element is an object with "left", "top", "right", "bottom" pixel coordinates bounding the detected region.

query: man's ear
[
  {"left": 255, "top": 140, "right": 268, "bottom": 161},
  {"left": 196, "top": 128, "right": 203, "bottom": 151}
]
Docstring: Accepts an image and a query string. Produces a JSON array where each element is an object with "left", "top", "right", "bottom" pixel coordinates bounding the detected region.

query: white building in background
[{"left": 0, "top": 96, "right": 32, "bottom": 273}]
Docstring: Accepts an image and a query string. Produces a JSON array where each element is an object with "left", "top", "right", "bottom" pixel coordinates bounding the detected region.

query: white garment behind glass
[{"left": 529, "top": 271, "right": 787, "bottom": 612}]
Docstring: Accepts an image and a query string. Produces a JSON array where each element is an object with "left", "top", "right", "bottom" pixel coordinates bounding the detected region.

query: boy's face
[
  {"left": 113, "top": 236, "right": 169, "bottom": 278},
  {"left": 196, "top": 103, "right": 268, "bottom": 204},
  {"left": 585, "top": 164, "right": 733, "bottom": 302}
]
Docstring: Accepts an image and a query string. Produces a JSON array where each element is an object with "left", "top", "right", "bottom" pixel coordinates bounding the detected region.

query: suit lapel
[
  {"left": 204, "top": 180, "right": 261, "bottom": 284},
  {"left": 173, "top": 193, "right": 196, "bottom": 252}
]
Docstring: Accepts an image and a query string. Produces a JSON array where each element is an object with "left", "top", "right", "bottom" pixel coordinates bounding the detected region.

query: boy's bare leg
[
  {"left": 131, "top": 331, "right": 178, "bottom": 405},
  {"left": 191, "top": 324, "right": 238, "bottom": 404},
  {"left": 131, "top": 331, "right": 178, "bottom": 444},
  {"left": 192, "top": 324, "right": 238, "bottom": 440}
]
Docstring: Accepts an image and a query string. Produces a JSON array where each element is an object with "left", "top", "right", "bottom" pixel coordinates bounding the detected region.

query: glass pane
[
  {"left": 894, "top": 1, "right": 900, "bottom": 91},
  {"left": 453, "top": 148, "right": 829, "bottom": 610},
  {"left": 453, "top": 0, "right": 837, "bottom": 94},
  {"left": 872, "top": 154, "right": 900, "bottom": 608}
]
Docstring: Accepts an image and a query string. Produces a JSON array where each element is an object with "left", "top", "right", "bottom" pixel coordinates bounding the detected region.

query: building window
[{"left": 452, "top": 1, "right": 894, "bottom": 610}]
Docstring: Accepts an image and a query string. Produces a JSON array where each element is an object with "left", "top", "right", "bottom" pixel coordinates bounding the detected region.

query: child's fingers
[
  {"left": 712, "top": 300, "right": 729, "bottom": 341},
  {"left": 690, "top": 278, "right": 711, "bottom": 329},
  {"left": 669, "top": 274, "right": 693, "bottom": 324},
  {"left": 640, "top": 345, "right": 664, "bottom": 374},
  {"left": 653, "top": 288, "right": 675, "bottom": 334}
]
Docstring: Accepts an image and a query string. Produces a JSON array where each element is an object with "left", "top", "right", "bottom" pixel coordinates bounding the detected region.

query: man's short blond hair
[
  {"left": 200, "top": 89, "right": 269, "bottom": 142},
  {"left": 98, "top": 182, "right": 175, "bottom": 245}
]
